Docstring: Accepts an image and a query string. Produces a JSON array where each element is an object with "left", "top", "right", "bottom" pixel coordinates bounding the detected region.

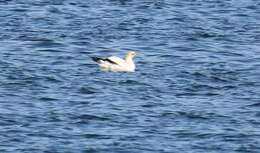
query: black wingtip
[
  {"left": 91, "top": 57, "right": 119, "bottom": 65},
  {"left": 91, "top": 57, "right": 101, "bottom": 63}
]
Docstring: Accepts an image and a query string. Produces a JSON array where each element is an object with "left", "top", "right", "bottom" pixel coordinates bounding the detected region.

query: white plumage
[{"left": 91, "top": 51, "right": 136, "bottom": 72}]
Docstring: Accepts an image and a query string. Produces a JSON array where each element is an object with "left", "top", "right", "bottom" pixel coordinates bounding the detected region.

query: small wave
[
  {"left": 82, "top": 133, "right": 112, "bottom": 139},
  {"left": 176, "top": 111, "right": 210, "bottom": 120},
  {"left": 77, "top": 114, "right": 110, "bottom": 121},
  {"left": 247, "top": 102, "right": 260, "bottom": 107},
  {"left": 175, "top": 111, "right": 228, "bottom": 120},
  {"left": 39, "top": 97, "right": 59, "bottom": 101}
]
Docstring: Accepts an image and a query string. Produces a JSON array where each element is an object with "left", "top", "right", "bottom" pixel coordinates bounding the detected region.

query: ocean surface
[{"left": 0, "top": 0, "right": 260, "bottom": 152}]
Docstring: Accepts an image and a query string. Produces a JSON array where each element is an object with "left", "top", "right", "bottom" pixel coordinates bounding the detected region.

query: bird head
[{"left": 127, "top": 51, "right": 136, "bottom": 58}]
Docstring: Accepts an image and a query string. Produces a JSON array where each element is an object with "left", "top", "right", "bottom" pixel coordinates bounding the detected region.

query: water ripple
[{"left": 0, "top": 0, "right": 260, "bottom": 152}]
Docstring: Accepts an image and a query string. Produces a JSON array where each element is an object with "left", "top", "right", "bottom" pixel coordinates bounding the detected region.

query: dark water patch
[
  {"left": 217, "top": 50, "right": 245, "bottom": 57},
  {"left": 118, "top": 80, "right": 150, "bottom": 86},
  {"left": 46, "top": 6, "right": 62, "bottom": 14},
  {"left": 187, "top": 31, "right": 220, "bottom": 40},
  {"left": 39, "top": 97, "right": 59, "bottom": 101},
  {"left": 79, "top": 87, "right": 98, "bottom": 94},
  {"left": 247, "top": 102, "right": 260, "bottom": 107},
  {"left": 175, "top": 111, "right": 210, "bottom": 120},
  {"left": 27, "top": 133, "right": 68, "bottom": 139},
  {"left": 82, "top": 133, "right": 112, "bottom": 139},
  {"left": 43, "top": 75, "right": 64, "bottom": 83},
  {"left": 236, "top": 145, "right": 260, "bottom": 153},
  {"left": 27, "top": 39, "right": 66, "bottom": 49},
  {"left": 37, "top": 49, "right": 63, "bottom": 53},
  {"left": 0, "top": 119, "right": 18, "bottom": 126},
  {"left": 255, "top": 112, "right": 260, "bottom": 117},
  {"left": 141, "top": 101, "right": 164, "bottom": 108},
  {"left": 9, "top": 8, "right": 29, "bottom": 12},
  {"left": 70, "top": 40, "right": 92, "bottom": 46},
  {"left": 76, "top": 114, "right": 110, "bottom": 122},
  {"left": 174, "top": 111, "right": 228, "bottom": 121}
]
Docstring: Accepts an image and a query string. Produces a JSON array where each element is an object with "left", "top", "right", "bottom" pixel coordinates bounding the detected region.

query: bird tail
[{"left": 91, "top": 57, "right": 103, "bottom": 63}]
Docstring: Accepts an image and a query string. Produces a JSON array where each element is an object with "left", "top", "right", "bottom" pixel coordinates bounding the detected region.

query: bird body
[{"left": 91, "top": 51, "right": 136, "bottom": 72}]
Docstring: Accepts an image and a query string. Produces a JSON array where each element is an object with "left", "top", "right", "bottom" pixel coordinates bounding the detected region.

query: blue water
[{"left": 1, "top": 0, "right": 260, "bottom": 152}]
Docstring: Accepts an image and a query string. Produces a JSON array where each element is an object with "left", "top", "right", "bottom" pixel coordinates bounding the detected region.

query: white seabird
[{"left": 91, "top": 51, "right": 136, "bottom": 72}]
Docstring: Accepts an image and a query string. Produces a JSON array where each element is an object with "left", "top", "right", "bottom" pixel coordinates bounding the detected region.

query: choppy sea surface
[{"left": 0, "top": 0, "right": 260, "bottom": 152}]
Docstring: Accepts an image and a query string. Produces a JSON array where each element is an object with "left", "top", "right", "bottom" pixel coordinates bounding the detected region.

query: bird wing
[{"left": 107, "top": 56, "right": 127, "bottom": 66}]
